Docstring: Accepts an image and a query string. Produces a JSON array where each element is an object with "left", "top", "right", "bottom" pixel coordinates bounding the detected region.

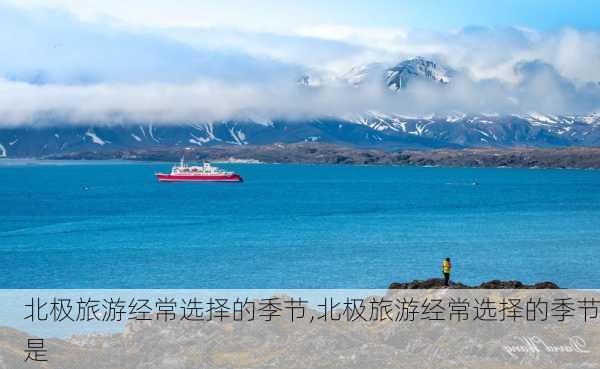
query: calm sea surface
[{"left": 1, "top": 161, "right": 599, "bottom": 288}]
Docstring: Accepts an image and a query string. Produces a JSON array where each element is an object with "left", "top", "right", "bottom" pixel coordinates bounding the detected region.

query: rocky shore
[
  {"left": 3, "top": 282, "right": 597, "bottom": 369},
  {"left": 42, "top": 143, "right": 600, "bottom": 169},
  {"left": 388, "top": 278, "right": 559, "bottom": 289}
]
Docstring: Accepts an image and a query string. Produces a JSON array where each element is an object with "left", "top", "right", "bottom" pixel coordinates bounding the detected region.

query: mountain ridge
[{"left": 1, "top": 113, "right": 600, "bottom": 158}]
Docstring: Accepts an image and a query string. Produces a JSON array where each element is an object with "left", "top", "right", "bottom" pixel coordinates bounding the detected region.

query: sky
[
  {"left": 1, "top": 0, "right": 600, "bottom": 124},
  {"left": 6, "top": 0, "right": 600, "bottom": 31}
]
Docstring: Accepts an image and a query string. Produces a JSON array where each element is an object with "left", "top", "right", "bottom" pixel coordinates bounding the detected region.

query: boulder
[{"left": 388, "top": 278, "right": 559, "bottom": 290}]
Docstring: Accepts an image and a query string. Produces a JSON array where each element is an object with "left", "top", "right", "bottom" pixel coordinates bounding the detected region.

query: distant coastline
[{"left": 17, "top": 144, "right": 600, "bottom": 170}]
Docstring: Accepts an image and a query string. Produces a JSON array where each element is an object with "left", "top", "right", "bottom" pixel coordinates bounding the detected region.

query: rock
[
  {"left": 388, "top": 279, "right": 467, "bottom": 289},
  {"left": 532, "top": 281, "right": 561, "bottom": 289},
  {"left": 388, "top": 278, "right": 559, "bottom": 290},
  {"left": 478, "top": 280, "right": 524, "bottom": 289}
]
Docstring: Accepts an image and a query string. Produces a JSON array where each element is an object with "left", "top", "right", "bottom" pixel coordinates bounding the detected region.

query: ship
[{"left": 156, "top": 158, "right": 243, "bottom": 182}]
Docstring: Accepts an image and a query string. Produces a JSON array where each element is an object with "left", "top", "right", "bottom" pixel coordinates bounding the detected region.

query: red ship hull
[{"left": 156, "top": 173, "right": 243, "bottom": 182}]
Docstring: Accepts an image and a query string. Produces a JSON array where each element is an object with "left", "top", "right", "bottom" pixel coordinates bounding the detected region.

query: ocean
[{"left": 1, "top": 161, "right": 599, "bottom": 288}]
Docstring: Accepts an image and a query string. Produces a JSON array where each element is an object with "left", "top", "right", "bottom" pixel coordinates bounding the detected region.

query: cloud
[
  {"left": 0, "top": 78, "right": 395, "bottom": 125},
  {"left": 0, "top": 4, "right": 301, "bottom": 85},
  {"left": 1, "top": 3, "right": 600, "bottom": 126},
  {"left": 160, "top": 27, "right": 363, "bottom": 74},
  {"left": 2, "top": 72, "right": 598, "bottom": 126}
]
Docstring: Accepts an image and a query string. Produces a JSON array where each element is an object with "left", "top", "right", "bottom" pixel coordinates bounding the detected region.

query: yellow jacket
[{"left": 442, "top": 260, "right": 451, "bottom": 273}]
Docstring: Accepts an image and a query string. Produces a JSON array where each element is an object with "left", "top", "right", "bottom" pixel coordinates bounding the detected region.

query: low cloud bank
[
  {"left": 1, "top": 4, "right": 600, "bottom": 125},
  {"left": 1, "top": 73, "right": 599, "bottom": 126}
]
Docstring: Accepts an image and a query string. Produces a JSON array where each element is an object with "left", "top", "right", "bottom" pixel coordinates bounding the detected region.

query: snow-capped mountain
[
  {"left": 2, "top": 113, "right": 600, "bottom": 158},
  {"left": 1, "top": 57, "right": 600, "bottom": 158},
  {"left": 339, "top": 57, "right": 455, "bottom": 90},
  {"left": 349, "top": 112, "right": 600, "bottom": 146},
  {"left": 385, "top": 57, "right": 455, "bottom": 90}
]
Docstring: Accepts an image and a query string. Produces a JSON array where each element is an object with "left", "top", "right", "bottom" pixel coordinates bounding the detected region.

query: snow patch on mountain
[
  {"left": 0, "top": 143, "right": 6, "bottom": 157},
  {"left": 85, "top": 130, "right": 108, "bottom": 145},
  {"left": 527, "top": 113, "right": 559, "bottom": 124},
  {"left": 189, "top": 133, "right": 210, "bottom": 146},
  {"left": 581, "top": 113, "right": 600, "bottom": 124},
  {"left": 228, "top": 127, "right": 247, "bottom": 145},
  {"left": 445, "top": 113, "right": 466, "bottom": 122},
  {"left": 148, "top": 125, "right": 159, "bottom": 143},
  {"left": 199, "top": 123, "right": 222, "bottom": 142}
]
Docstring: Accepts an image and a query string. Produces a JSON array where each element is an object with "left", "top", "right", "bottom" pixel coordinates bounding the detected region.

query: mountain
[
  {"left": 340, "top": 57, "right": 455, "bottom": 90},
  {"left": 1, "top": 57, "right": 599, "bottom": 158},
  {"left": 2, "top": 113, "right": 600, "bottom": 158},
  {"left": 384, "top": 57, "right": 455, "bottom": 90},
  {"left": 348, "top": 112, "right": 600, "bottom": 146}
]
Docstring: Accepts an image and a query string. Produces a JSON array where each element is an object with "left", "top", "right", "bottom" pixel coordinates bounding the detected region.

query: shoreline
[
  {"left": 1, "top": 157, "right": 599, "bottom": 171},
  {"left": 3, "top": 144, "right": 600, "bottom": 170}
]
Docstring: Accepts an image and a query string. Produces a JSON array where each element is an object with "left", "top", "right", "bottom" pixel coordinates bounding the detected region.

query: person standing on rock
[{"left": 442, "top": 258, "right": 452, "bottom": 286}]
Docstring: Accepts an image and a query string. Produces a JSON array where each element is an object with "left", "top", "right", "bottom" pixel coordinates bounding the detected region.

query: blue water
[{"left": 1, "top": 161, "right": 599, "bottom": 288}]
